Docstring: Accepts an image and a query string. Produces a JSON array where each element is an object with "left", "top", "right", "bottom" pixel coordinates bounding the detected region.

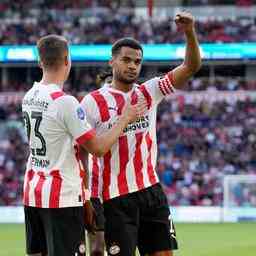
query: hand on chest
[{"left": 95, "top": 90, "right": 152, "bottom": 134}]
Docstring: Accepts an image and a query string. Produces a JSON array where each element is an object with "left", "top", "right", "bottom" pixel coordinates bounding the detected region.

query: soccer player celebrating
[
  {"left": 22, "top": 35, "right": 147, "bottom": 256},
  {"left": 86, "top": 72, "right": 113, "bottom": 256},
  {"left": 80, "top": 12, "right": 201, "bottom": 256}
]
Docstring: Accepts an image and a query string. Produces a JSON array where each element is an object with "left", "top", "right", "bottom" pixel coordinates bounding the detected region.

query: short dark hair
[
  {"left": 37, "top": 34, "right": 68, "bottom": 70},
  {"left": 111, "top": 37, "right": 143, "bottom": 56},
  {"left": 98, "top": 70, "right": 113, "bottom": 81}
]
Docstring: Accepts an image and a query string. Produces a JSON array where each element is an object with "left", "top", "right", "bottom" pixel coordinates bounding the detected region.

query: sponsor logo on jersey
[
  {"left": 108, "top": 106, "right": 118, "bottom": 112},
  {"left": 109, "top": 245, "right": 120, "bottom": 255},
  {"left": 108, "top": 115, "right": 149, "bottom": 133},
  {"left": 77, "top": 107, "right": 85, "bottom": 120}
]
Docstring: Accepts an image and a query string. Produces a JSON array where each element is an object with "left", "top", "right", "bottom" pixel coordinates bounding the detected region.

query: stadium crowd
[
  {"left": 1, "top": 76, "right": 256, "bottom": 92},
  {"left": 0, "top": 1, "right": 256, "bottom": 44},
  {"left": 1, "top": 88, "right": 256, "bottom": 207},
  {"left": 0, "top": 0, "right": 256, "bottom": 208},
  {"left": 183, "top": 0, "right": 256, "bottom": 6},
  {"left": 157, "top": 95, "right": 256, "bottom": 206},
  {"left": 0, "top": 103, "right": 26, "bottom": 205}
]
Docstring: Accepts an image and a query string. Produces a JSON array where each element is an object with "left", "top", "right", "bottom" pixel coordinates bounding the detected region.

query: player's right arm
[
  {"left": 60, "top": 95, "right": 146, "bottom": 157},
  {"left": 81, "top": 97, "right": 147, "bottom": 156}
]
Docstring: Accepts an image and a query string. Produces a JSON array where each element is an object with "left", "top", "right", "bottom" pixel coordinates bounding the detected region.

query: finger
[
  {"left": 136, "top": 103, "right": 147, "bottom": 111},
  {"left": 136, "top": 106, "right": 147, "bottom": 115},
  {"left": 136, "top": 99, "right": 147, "bottom": 106},
  {"left": 136, "top": 106, "right": 148, "bottom": 116},
  {"left": 137, "top": 106, "right": 147, "bottom": 114},
  {"left": 175, "top": 17, "right": 191, "bottom": 24}
]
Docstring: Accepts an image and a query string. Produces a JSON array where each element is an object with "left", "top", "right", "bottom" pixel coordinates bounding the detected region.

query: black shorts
[
  {"left": 91, "top": 197, "right": 105, "bottom": 231},
  {"left": 103, "top": 183, "right": 178, "bottom": 256},
  {"left": 24, "top": 206, "right": 86, "bottom": 256}
]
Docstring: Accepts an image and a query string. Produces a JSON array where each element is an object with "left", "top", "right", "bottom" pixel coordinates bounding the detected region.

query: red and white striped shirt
[
  {"left": 81, "top": 72, "right": 175, "bottom": 201},
  {"left": 22, "top": 82, "right": 95, "bottom": 208}
]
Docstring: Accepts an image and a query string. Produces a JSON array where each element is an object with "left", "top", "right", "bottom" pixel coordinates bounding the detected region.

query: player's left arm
[
  {"left": 171, "top": 11, "right": 201, "bottom": 89},
  {"left": 141, "top": 12, "right": 201, "bottom": 105}
]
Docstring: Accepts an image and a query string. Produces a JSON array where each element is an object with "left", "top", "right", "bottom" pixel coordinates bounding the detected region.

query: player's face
[{"left": 111, "top": 47, "right": 142, "bottom": 84}]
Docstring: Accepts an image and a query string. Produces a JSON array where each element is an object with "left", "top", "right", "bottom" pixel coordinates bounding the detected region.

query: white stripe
[
  {"left": 109, "top": 143, "right": 119, "bottom": 198},
  {"left": 126, "top": 134, "right": 139, "bottom": 193},
  {"left": 140, "top": 134, "right": 151, "bottom": 187},
  {"left": 29, "top": 173, "right": 40, "bottom": 207},
  {"left": 41, "top": 176, "right": 52, "bottom": 208}
]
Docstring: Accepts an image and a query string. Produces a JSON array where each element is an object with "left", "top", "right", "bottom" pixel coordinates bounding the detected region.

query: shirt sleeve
[
  {"left": 141, "top": 71, "right": 175, "bottom": 105},
  {"left": 57, "top": 95, "right": 96, "bottom": 145},
  {"left": 80, "top": 94, "right": 98, "bottom": 128}
]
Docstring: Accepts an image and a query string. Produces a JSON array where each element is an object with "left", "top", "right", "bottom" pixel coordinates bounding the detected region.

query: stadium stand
[
  {"left": 0, "top": 1, "right": 255, "bottom": 44},
  {"left": 0, "top": 89, "right": 256, "bottom": 207},
  {"left": 0, "top": 1, "right": 256, "bottom": 208}
]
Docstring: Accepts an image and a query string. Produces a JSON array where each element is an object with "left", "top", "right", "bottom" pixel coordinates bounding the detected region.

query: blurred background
[{"left": 0, "top": 0, "right": 256, "bottom": 255}]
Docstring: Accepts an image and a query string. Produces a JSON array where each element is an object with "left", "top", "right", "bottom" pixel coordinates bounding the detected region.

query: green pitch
[{"left": 0, "top": 223, "right": 256, "bottom": 256}]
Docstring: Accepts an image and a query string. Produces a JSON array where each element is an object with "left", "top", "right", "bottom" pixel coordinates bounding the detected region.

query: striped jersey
[
  {"left": 22, "top": 82, "right": 95, "bottom": 208},
  {"left": 80, "top": 72, "right": 175, "bottom": 201}
]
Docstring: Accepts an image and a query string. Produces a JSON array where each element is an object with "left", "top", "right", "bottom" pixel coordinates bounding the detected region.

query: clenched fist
[{"left": 175, "top": 11, "right": 195, "bottom": 33}]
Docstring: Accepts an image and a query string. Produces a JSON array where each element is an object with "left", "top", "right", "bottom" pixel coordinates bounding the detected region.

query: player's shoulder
[
  {"left": 139, "top": 77, "right": 160, "bottom": 87},
  {"left": 82, "top": 87, "right": 108, "bottom": 102},
  {"left": 91, "top": 86, "right": 108, "bottom": 95},
  {"left": 55, "top": 94, "right": 79, "bottom": 106}
]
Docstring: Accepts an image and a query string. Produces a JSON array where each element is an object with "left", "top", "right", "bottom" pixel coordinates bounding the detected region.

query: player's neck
[
  {"left": 111, "top": 79, "right": 133, "bottom": 93},
  {"left": 40, "top": 73, "right": 64, "bottom": 89}
]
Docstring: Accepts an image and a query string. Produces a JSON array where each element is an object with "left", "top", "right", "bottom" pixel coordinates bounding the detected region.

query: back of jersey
[{"left": 22, "top": 82, "right": 95, "bottom": 208}]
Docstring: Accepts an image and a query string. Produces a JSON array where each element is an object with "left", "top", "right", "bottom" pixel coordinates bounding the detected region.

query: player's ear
[
  {"left": 109, "top": 58, "right": 113, "bottom": 68},
  {"left": 64, "top": 55, "right": 69, "bottom": 66}
]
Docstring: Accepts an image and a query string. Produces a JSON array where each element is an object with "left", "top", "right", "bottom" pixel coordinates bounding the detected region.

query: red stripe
[
  {"left": 76, "top": 129, "right": 96, "bottom": 145},
  {"left": 159, "top": 80, "right": 167, "bottom": 95},
  {"left": 131, "top": 90, "right": 138, "bottom": 105},
  {"left": 118, "top": 136, "right": 129, "bottom": 196},
  {"left": 167, "top": 71, "right": 174, "bottom": 86},
  {"left": 91, "top": 91, "right": 110, "bottom": 122},
  {"left": 23, "top": 169, "right": 35, "bottom": 206},
  {"left": 103, "top": 151, "right": 111, "bottom": 201},
  {"left": 80, "top": 169, "right": 86, "bottom": 202},
  {"left": 91, "top": 156, "right": 99, "bottom": 198},
  {"left": 109, "top": 92, "right": 126, "bottom": 115},
  {"left": 74, "top": 145, "right": 86, "bottom": 203},
  {"left": 74, "top": 145, "right": 83, "bottom": 172},
  {"left": 133, "top": 132, "right": 144, "bottom": 190},
  {"left": 50, "top": 91, "right": 65, "bottom": 100},
  {"left": 49, "top": 170, "right": 62, "bottom": 208},
  {"left": 164, "top": 75, "right": 175, "bottom": 93},
  {"left": 145, "top": 132, "right": 157, "bottom": 185},
  {"left": 139, "top": 84, "right": 152, "bottom": 109},
  {"left": 34, "top": 172, "right": 46, "bottom": 207},
  {"left": 162, "top": 79, "right": 172, "bottom": 94}
]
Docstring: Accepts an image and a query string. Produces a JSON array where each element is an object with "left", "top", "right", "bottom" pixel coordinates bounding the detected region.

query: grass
[{"left": 0, "top": 223, "right": 256, "bottom": 256}]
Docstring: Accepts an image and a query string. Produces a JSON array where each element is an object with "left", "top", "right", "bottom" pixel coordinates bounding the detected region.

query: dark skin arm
[
  {"left": 171, "top": 12, "right": 202, "bottom": 89},
  {"left": 80, "top": 98, "right": 147, "bottom": 156}
]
